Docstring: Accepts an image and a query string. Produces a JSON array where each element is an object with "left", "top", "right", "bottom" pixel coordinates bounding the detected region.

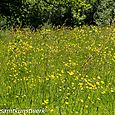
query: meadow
[{"left": 0, "top": 26, "right": 115, "bottom": 115}]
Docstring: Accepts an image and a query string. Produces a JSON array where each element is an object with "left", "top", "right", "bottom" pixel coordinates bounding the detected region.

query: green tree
[
  {"left": 38, "top": 0, "right": 91, "bottom": 26},
  {"left": 94, "top": 0, "right": 115, "bottom": 25}
]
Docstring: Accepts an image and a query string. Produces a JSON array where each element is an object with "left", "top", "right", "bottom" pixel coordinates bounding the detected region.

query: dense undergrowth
[
  {"left": 1, "top": 0, "right": 115, "bottom": 29},
  {"left": 0, "top": 26, "right": 115, "bottom": 114}
]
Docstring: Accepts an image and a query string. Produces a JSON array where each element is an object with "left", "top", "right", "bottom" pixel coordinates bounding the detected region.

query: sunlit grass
[{"left": 0, "top": 26, "right": 115, "bottom": 114}]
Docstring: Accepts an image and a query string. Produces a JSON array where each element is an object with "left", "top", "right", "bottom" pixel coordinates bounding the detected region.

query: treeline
[{"left": 0, "top": 0, "right": 115, "bottom": 29}]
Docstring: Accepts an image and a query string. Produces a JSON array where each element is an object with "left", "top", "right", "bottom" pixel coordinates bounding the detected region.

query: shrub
[
  {"left": 94, "top": 0, "right": 115, "bottom": 25},
  {"left": 0, "top": 0, "right": 115, "bottom": 28}
]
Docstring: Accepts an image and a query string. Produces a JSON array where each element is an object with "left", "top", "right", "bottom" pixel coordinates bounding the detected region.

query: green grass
[{"left": 0, "top": 26, "right": 115, "bottom": 115}]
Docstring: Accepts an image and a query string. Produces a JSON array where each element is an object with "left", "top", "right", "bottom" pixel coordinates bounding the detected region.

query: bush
[
  {"left": 94, "top": 0, "right": 115, "bottom": 25},
  {"left": 0, "top": 15, "right": 7, "bottom": 29},
  {"left": 0, "top": 0, "right": 91, "bottom": 28},
  {"left": 0, "top": 0, "right": 115, "bottom": 28}
]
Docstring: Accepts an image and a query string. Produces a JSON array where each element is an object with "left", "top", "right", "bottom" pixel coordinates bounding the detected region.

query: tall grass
[{"left": 0, "top": 26, "right": 115, "bottom": 115}]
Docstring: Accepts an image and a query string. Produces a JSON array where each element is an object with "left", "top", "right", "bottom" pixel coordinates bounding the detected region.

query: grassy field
[{"left": 0, "top": 26, "right": 115, "bottom": 115}]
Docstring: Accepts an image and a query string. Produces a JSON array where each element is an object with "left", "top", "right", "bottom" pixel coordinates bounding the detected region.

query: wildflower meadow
[{"left": 0, "top": 26, "right": 115, "bottom": 114}]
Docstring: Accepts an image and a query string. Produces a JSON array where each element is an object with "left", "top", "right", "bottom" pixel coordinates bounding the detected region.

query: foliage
[
  {"left": 83, "top": 0, "right": 100, "bottom": 25},
  {"left": 0, "top": 15, "right": 7, "bottom": 29},
  {"left": 39, "top": 0, "right": 91, "bottom": 26},
  {"left": 0, "top": 26, "right": 115, "bottom": 114},
  {"left": 0, "top": 0, "right": 91, "bottom": 28},
  {"left": 94, "top": 0, "right": 115, "bottom": 25},
  {"left": 0, "top": 0, "right": 115, "bottom": 28}
]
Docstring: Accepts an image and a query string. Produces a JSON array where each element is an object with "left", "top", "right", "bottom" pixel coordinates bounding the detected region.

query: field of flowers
[{"left": 0, "top": 26, "right": 115, "bottom": 114}]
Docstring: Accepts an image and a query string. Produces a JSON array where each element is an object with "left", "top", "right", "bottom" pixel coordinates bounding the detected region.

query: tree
[{"left": 94, "top": 0, "right": 115, "bottom": 25}]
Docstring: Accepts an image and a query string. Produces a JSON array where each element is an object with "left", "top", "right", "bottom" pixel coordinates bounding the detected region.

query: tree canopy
[{"left": 0, "top": 0, "right": 115, "bottom": 29}]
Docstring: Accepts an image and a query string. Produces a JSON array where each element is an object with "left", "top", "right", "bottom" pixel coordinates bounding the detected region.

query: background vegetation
[{"left": 0, "top": 0, "right": 115, "bottom": 29}]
